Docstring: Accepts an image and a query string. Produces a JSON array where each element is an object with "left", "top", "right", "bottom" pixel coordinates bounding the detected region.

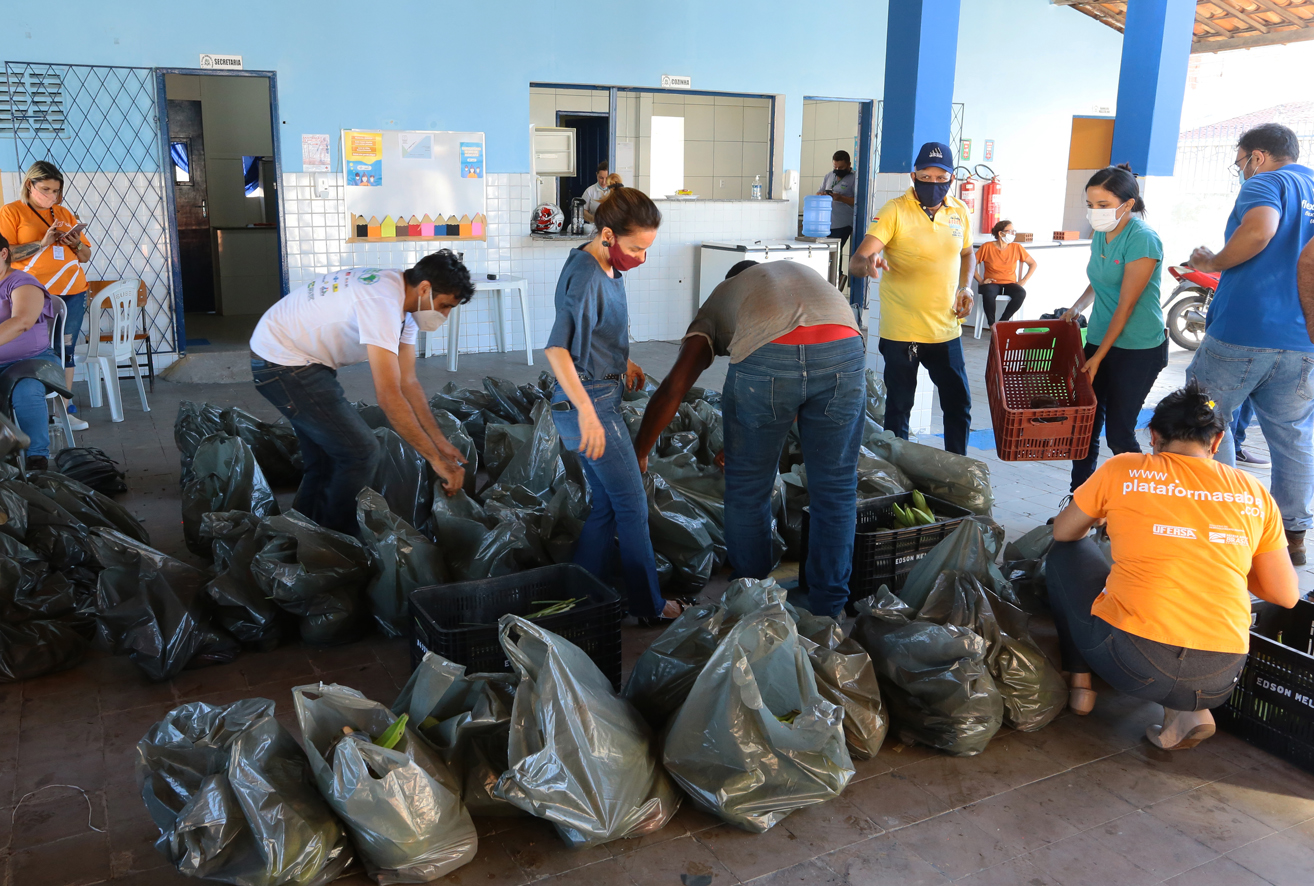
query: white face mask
[
  {"left": 1001, "top": 232, "right": 1015, "bottom": 244},
  {"left": 1087, "top": 203, "right": 1128, "bottom": 233},
  {"left": 413, "top": 291, "right": 448, "bottom": 333}
]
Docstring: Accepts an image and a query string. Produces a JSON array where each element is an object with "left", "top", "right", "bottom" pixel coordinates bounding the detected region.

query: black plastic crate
[
  {"left": 800, "top": 491, "right": 972, "bottom": 599},
  {"left": 1215, "top": 599, "right": 1314, "bottom": 773},
  {"left": 409, "top": 563, "right": 623, "bottom": 689}
]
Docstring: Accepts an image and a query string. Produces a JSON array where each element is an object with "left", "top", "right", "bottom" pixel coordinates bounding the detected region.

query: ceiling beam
[
  {"left": 1195, "top": 11, "right": 1224, "bottom": 32},
  {"left": 1192, "top": 23, "right": 1314, "bottom": 49}
]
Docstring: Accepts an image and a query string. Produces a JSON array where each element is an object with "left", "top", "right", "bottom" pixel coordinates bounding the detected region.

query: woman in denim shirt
[{"left": 544, "top": 186, "right": 684, "bottom": 624}]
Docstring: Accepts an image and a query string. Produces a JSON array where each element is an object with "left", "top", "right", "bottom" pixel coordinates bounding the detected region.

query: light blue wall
[{"left": 2, "top": 0, "right": 1125, "bottom": 229}]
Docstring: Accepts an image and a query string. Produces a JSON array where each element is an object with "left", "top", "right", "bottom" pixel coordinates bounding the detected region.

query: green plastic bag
[
  {"left": 181, "top": 434, "right": 277, "bottom": 557},
  {"left": 795, "top": 610, "right": 888, "bottom": 760},
  {"left": 663, "top": 603, "right": 854, "bottom": 832},
  {"left": 356, "top": 488, "right": 446, "bottom": 639}
]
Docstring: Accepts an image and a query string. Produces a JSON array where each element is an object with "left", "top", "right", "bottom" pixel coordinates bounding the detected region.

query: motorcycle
[{"left": 1163, "top": 263, "right": 1218, "bottom": 351}]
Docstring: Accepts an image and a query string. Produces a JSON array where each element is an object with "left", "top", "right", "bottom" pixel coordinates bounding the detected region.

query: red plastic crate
[{"left": 986, "top": 320, "right": 1096, "bottom": 461}]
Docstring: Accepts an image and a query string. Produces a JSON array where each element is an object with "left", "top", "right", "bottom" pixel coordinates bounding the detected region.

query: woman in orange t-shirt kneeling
[{"left": 1049, "top": 381, "right": 1298, "bottom": 751}]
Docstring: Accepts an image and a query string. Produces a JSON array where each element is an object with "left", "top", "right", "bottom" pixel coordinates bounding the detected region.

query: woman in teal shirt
[{"left": 1063, "top": 164, "right": 1168, "bottom": 490}]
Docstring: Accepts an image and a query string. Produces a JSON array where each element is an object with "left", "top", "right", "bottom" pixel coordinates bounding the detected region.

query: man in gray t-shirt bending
[{"left": 636, "top": 260, "right": 866, "bottom": 617}]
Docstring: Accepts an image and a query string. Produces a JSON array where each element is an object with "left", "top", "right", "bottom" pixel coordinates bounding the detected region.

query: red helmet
[{"left": 532, "top": 203, "right": 564, "bottom": 234}]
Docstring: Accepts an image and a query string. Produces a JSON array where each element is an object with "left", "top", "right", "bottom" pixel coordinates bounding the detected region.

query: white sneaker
[{"left": 67, "top": 414, "right": 88, "bottom": 431}]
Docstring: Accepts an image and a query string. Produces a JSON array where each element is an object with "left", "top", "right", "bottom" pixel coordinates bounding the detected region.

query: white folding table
[{"left": 422, "top": 274, "right": 533, "bottom": 370}]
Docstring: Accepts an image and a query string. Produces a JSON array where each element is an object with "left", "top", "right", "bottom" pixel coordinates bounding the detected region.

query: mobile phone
[{"left": 60, "top": 222, "right": 87, "bottom": 242}]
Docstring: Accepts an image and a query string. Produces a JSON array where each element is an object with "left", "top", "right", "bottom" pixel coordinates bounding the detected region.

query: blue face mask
[{"left": 913, "top": 177, "right": 952, "bottom": 208}]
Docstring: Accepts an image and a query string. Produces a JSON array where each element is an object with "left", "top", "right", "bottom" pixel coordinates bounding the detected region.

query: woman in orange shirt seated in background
[
  {"left": 1049, "top": 381, "right": 1298, "bottom": 751},
  {"left": 974, "top": 219, "right": 1036, "bottom": 328}
]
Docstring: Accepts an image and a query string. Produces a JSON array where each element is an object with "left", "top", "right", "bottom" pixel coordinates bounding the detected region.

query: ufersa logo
[{"left": 1152, "top": 524, "right": 1197, "bottom": 539}]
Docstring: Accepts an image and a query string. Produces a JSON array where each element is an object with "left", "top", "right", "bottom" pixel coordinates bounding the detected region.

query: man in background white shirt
[
  {"left": 249, "top": 250, "right": 475, "bottom": 535},
  {"left": 581, "top": 160, "right": 610, "bottom": 224}
]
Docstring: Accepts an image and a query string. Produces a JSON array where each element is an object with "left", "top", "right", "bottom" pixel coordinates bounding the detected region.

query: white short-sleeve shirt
[{"left": 249, "top": 268, "right": 418, "bottom": 369}]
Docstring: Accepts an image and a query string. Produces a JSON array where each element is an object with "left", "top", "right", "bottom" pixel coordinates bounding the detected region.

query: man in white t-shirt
[
  {"left": 581, "top": 160, "right": 610, "bottom": 224},
  {"left": 249, "top": 250, "right": 475, "bottom": 535}
]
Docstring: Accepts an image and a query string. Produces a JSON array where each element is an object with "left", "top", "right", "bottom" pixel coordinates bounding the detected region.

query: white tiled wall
[
  {"left": 281, "top": 172, "right": 797, "bottom": 354},
  {"left": 800, "top": 100, "right": 861, "bottom": 199}
]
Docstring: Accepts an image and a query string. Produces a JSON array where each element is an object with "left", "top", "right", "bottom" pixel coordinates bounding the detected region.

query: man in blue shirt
[{"left": 1188, "top": 123, "right": 1314, "bottom": 565}]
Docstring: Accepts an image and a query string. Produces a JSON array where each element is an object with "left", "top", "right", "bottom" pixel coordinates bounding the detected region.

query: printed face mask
[{"left": 413, "top": 291, "right": 448, "bottom": 332}]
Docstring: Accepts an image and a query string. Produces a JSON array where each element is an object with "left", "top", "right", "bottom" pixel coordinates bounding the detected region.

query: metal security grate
[
  {"left": 4, "top": 61, "right": 176, "bottom": 357},
  {"left": 870, "top": 101, "right": 964, "bottom": 171}
]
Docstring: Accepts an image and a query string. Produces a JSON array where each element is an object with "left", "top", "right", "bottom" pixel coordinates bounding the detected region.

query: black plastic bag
[
  {"left": 221, "top": 407, "right": 303, "bottom": 487},
  {"left": 92, "top": 528, "right": 240, "bottom": 681},
  {"left": 0, "top": 556, "right": 92, "bottom": 681},
  {"left": 644, "top": 471, "right": 717, "bottom": 593},
  {"left": 431, "top": 408, "right": 478, "bottom": 495},
  {"left": 357, "top": 488, "right": 446, "bottom": 639},
  {"left": 293, "top": 683, "right": 477, "bottom": 882},
  {"left": 0, "top": 482, "right": 27, "bottom": 542},
  {"left": 429, "top": 391, "right": 488, "bottom": 455},
  {"left": 484, "top": 401, "right": 560, "bottom": 499},
  {"left": 199, "top": 512, "right": 284, "bottom": 651},
  {"left": 865, "top": 429, "right": 994, "bottom": 516},
  {"left": 865, "top": 368, "right": 886, "bottom": 426},
  {"left": 136, "top": 698, "right": 355, "bottom": 886},
  {"left": 483, "top": 376, "right": 536, "bottom": 424},
  {"left": 251, "top": 511, "right": 374, "bottom": 646},
  {"left": 175, "top": 401, "right": 223, "bottom": 482},
  {"left": 623, "top": 602, "right": 729, "bottom": 729},
  {"left": 55, "top": 447, "right": 127, "bottom": 495},
  {"left": 428, "top": 491, "right": 535, "bottom": 582},
  {"left": 481, "top": 423, "right": 534, "bottom": 486},
  {"left": 181, "top": 435, "right": 277, "bottom": 556},
  {"left": 371, "top": 428, "right": 433, "bottom": 532},
  {"left": 355, "top": 401, "right": 391, "bottom": 430},
  {"left": 898, "top": 520, "right": 1014, "bottom": 611},
  {"left": 1, "top": 479, "right": 96, "bottom": 570},
  {"left": 850, "top": 589, "right": 1002, "bottom": 756},
  {"left": 27, "top": 470, "right": 150, "bottom": 545},
  {"left": 795, "top": 610, "right": 888, "bottom": 760},
  {"left": 393, "top": 651, "right": 524, "bottom": 817}
]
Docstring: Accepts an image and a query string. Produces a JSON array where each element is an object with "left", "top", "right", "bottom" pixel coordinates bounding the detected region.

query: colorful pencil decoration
[
  {"left": 472, "top": 213, "right": 486, "bottom": 237},
  {"left": 354, "top": 214, "right": 368, "bottom": 238},
  {"left": 458, "top": 214, "right": 472, "bottom": 237},
  {"left": 445, "top": 215, "right": 460, "bottom": 236},
  {"left": 367, "top": 216, "right": 381, "bottom": 238},
  {"left": 348, "top": 211, "right": 486, "bottom": 241},
  {"left": 381, "top": 215, "right": 396, "bottom": 238},
  {"left": 420, "top": 214, "right": 435, "bottom": 237},
  {"left": 408, "top": 214, "right": 422, "bottom": 237}
]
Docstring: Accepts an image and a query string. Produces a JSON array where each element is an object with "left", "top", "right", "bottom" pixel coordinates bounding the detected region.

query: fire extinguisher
[
  {"left": 958, "top": 177, "right": 977, "bottom": 214},
  {"left": 980, "top": 172, "right": 1002, "bottom": 235}
]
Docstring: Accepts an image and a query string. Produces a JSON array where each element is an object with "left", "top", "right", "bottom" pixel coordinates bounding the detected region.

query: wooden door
[{"left": 167, "top": 99, "right": 215, "bottom": 313}]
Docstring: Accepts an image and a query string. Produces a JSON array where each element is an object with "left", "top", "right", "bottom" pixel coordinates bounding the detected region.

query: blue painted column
[
  {"left": 1109, "top": 0, "right": 1196, "bottom": 176},
  {"left": 878, "top": 0, "right": 961, "bottom": 173}
]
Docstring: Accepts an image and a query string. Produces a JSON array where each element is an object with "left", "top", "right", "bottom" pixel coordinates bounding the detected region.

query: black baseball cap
[{"left": 915, "top": 142, "right": 954, "bottom": 172}]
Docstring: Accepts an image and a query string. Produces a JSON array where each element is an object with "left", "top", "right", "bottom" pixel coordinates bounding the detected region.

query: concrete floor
[{"left": 7, "top": 333, "right": 1313, "bottom": 886}]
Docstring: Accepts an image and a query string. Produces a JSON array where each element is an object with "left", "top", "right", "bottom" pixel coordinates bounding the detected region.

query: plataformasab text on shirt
[{"left": 1121, "top": 469, "right": 1262, "bottom": 508}]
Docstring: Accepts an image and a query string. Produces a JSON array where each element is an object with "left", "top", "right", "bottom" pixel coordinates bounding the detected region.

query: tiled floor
[{"left": 7, "top": 334, "right": 1312, "bottom": 886}]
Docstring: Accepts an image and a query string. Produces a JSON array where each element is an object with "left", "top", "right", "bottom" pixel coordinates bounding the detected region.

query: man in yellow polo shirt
[{"left": 849, "top": 141, "right": 976, "bottom": 454}]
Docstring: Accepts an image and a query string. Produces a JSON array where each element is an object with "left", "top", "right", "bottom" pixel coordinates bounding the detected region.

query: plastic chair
[
  {"left": 45, "top": 298, "right": 77, "bottom": 450},
  {"left": 973, "top": 294, "right": 1010, "bottom": 339},
  {"left": 86, "top": 279, "right": 150, "bottom": 422}
]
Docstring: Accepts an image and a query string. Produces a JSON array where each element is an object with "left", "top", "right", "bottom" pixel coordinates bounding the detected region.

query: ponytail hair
[
  {"left": 594, "top": 186, "right": 662, "bottom": 238},
  {"left": 1148, "top": 380, "right": 1226, "bottom": 447},
  {"left": 605, "top": 173, "right": 623, "bottom": 189},
  {"left": 1086, "top": 163, "right": 1146, "bottom": 213}
]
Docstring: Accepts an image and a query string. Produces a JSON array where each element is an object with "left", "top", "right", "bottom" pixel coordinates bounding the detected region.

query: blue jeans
[
  {"left": 878, "top": 337, "right": 972, "bottom": 455},
  {"left": 1232, "top": 398, "right": 1254, "bottom": 446},
  {"left": 0, "top": 349, "right": 61, "bottom": 457},
  {"left": 251, "top": 356, "right": 381, "bottom": 536},
  {"left": 1047, "top": 538, "right": 1246, "bottom": 711},
  {"left": 550, "top": 380, "right": 664, "bottom": 618},
  {"left": 723, "top": 338, "right": 867, "bottom": 618},
  {"left": 58, "top": 291, "right": 87, "bottom": 369},
  {"left": 1188, "top": 335, "right": 1314, "bottom": 532}
]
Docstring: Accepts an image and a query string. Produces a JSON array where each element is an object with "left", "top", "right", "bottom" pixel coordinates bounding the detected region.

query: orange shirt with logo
[
  {"left": 974, "top": 240, "right": 1029, "bottom": 285},
  {"left": 0, "top": 200, "right": 90, "bottom": 295},
  {"left": 1072, "top": 451, "right": 1285, "bottom": 654}
]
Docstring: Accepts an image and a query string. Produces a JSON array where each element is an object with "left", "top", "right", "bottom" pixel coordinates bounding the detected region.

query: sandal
[
  {"left": 1066, "top": 671, "right": 1096, "bottom": 716},
  {"left": 637, "top": 598, "right": 693, "bottom": 628}
]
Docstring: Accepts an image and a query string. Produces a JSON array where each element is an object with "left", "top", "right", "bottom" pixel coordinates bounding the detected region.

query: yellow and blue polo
[{"left": 867, "top": 188, "right": 973, "bottom": 344}]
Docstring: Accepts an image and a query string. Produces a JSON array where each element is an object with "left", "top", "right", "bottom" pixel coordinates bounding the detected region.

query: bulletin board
[{"left": 342, "top": 129, "right": 487, "bottom": 243}]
